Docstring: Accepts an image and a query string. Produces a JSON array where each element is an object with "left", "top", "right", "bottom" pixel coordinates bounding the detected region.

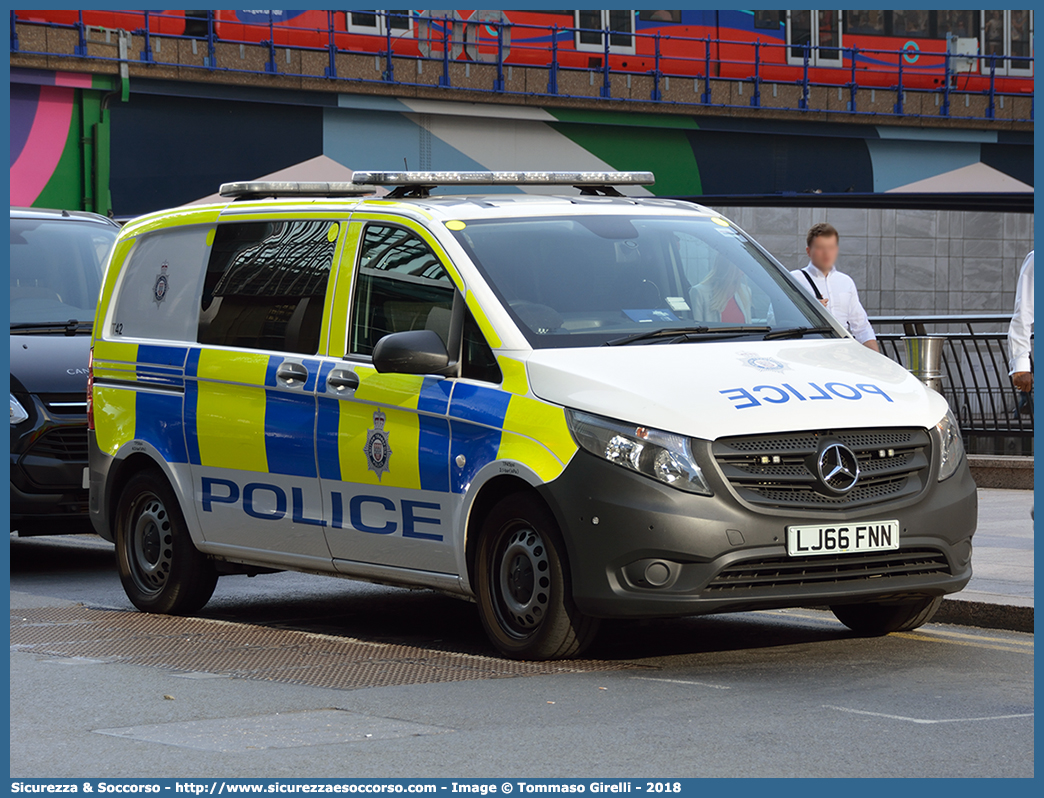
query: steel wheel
[
  {"left": 494, "top": 525, "right": 551, "bottom": 638},
  {"left": 115, "top": 469, "right": 217, "bottom": 615},
  {"left": 125, "top": 491, "right": 174, "bottom": 597},
  {"left": 476, "top": 493, "right": 598, "bottom": 660}
]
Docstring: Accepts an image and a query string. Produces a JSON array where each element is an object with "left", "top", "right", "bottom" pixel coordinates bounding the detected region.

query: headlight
[
  {"left": 936, "top": 409, "right": 965, "bottom": 481},
  {"left": 10, "top": 393, "right": 29, "bottom": 426},
  {"left": 566, "top": 409, "right": 712, "bottom": 495}
]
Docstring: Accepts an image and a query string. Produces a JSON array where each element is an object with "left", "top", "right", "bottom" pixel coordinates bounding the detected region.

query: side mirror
[{"left": 372, "top": 329, "right": 451, "bottom": 375}]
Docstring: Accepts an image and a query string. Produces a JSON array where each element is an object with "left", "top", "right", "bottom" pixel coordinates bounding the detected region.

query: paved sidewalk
[{"left": 935, "top": 488, "right": 1034, "bottom": 632}]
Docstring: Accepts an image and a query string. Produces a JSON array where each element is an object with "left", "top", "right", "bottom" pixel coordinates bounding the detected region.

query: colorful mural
[
  {"left": 10, "top": 69, "right": 114, "bottom": 213},
  {"left": 103, "top": 85, "right": 1031, "bottom": 217}
]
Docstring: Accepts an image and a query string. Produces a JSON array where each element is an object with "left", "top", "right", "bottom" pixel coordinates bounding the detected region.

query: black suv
[{"left": 10, "top": 207, "right": 119, "bottom": 535}]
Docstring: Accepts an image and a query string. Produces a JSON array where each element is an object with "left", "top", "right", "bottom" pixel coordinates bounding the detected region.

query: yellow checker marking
[
  {"left": 121, "top": 207, "right": 223, "bottom": 238},
  {"left": 352, "top": 368, "right": 424, "bottom": 409},
  {"left": 498, "top": 396, "right": 578, "bottom": 481},
  {"left": 215, "top": 211, "right": 356, "bottom": 223},
  {"left": 497, "top": 356, "right": 528, "bottom": 395},
  {"left": 194, "top": 350, "right": 269, "bottom": 472},
  {"left": 92, "top": 385, "right": 136, "bottom": 456},
  {"left": 338, "top": 367, "right": 426, "bottom": 489},
  {"left": 466, "top": 291, "right": 502, "bottom": 349},
  {"left": 92, "top": 339, "right": 137, "bottom": 364},
  {"left": 337, "top": 403, "right": 422, "bottom": 490},
  {"left": 326, "top": 222, "right": 363, "bottom": 359},
  {"left": 94, "top": 238, "right": 137, "bottom": 338}
]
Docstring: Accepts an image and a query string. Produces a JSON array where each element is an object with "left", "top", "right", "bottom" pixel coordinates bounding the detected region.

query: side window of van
[
  {"left": 461, "top": 309, "right": 502, "bottom": 384},
  {"left": 349, "top": 224, "right": 455, "bottom": 356},
  {"left": 197, "top": 220, "right": 335, "bottom": 354}
]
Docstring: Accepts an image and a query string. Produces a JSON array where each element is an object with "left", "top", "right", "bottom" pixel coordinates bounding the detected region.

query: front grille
[
  {"left": 713, "top": 427, "right": 931, "bottom": 510},
  {"left": 27, "top": 426, "right": 89, "bottom": 461},
  {"left": 705, "top": 547, "right": 952, "bottom": 593},
  {"left": 39, "top": 393, "right": 88, "bottom": 415}
]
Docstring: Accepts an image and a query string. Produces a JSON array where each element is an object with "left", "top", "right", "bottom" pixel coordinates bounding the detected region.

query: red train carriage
[{"left": 12, "top": 9, "right": 1034, "bottom": 95}]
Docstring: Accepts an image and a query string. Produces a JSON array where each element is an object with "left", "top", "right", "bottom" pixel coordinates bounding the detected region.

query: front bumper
[
  {"left": 9, "top": 393, "right": 92, "bottom": 535},
  {"left": 538, "top": 446, "right": 977, "bottom": 619}
]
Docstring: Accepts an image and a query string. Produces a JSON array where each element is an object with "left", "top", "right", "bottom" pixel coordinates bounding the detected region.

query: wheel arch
[{"left": 462, "top": 474, "right": 546, "bottom": 594}]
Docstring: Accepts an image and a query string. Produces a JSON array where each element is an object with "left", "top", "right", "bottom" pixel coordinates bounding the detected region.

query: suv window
[
  {"left": 198, "top": 220, "right": 336, "bottom": 353},
  {"left": 349, "top": 224, "right": 455, "bottom": 356}
]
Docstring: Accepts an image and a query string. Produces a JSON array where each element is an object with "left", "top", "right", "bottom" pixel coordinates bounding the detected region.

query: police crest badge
[
  {"left": 364, "top": 410, "right": 392, "bottom": 480},
  {"left": 154, "top": 261, "right": 169, "bottom": 303}
]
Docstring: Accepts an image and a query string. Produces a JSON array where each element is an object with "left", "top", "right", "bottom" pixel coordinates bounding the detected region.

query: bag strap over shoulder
[{"left": 801, "top": 269, "right": 823, "bottom": 300}]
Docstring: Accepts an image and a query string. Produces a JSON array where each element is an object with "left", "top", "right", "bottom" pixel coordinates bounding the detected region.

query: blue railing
[{"left": 10, "top": 10, "right": 1034, "bottom": 123}]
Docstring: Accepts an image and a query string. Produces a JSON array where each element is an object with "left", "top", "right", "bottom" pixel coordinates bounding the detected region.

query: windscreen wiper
[
  {"left": 10, "top": 319, "right": 93, "bottom": 336},
  {"left": 605, "top": 325, "right": 771, "bottom": 346},
  {"left": 763, "top": 325, "right": 837, "bottom": 341}
]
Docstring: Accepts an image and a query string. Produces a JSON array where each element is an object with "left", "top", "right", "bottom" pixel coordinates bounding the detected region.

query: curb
[{"left": 936, "top": 597, "right": 1034, "bottom": 634}]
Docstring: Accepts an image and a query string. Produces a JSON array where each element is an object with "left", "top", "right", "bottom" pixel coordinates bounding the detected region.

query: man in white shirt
[
  {"left": 1007, "top": 250, "right": 1034, "bottom": 393},
  {"left": 791, "top": 222, "right": 879, "bottom": 352}
]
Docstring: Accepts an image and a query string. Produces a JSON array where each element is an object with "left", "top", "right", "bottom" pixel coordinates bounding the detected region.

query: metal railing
[
  {"left": 9, "top": 10, "right": 1034, "bottom": 124},
  {"left": 870, "top": 314, "right": 1032, "bottom": 455}
]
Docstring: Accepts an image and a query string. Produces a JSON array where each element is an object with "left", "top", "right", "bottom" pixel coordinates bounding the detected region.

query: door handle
[
  {"left": 327, "top": 369, "right": 360, "bottom": 392},
  {"left": 276, "top": 361, "right": 308, "bottom": 386}
]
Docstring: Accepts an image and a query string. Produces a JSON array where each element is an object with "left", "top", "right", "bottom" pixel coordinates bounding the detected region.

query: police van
[{"left": 88, "top": 172, "right": 976, "bottom": 660}]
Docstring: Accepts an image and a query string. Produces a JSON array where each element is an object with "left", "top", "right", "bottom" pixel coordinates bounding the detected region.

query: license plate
[{"left": 786, "top": 520, "right": 900, "bottom": 557}]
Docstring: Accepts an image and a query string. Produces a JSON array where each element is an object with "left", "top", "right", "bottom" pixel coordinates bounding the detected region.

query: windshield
[
  {"left": 9, "top": 217, "right": 116, "bottom": 326},
  {"left": 450, "top": 214, "right": 835, "bottom": 348}
]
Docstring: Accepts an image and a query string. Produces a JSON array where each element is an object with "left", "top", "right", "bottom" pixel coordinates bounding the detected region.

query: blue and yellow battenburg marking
[{"left": 97, "top": 344, "right": 578, "bottom": 500}]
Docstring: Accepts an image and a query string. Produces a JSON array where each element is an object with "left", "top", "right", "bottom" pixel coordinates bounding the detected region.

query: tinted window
[
  {"left": 892, "top": 10, "right": 930, "bottom": 38},
  {"left": 638, "top": 10, "right": 680, "bottom": 24},
  {"left": 9, "top": 217, "right": 116, "bottom": 325},
  {"left": 461, "top": 310, "right": 502, "bottom": 384},
  {"left": 844, "top": 10, "right": 885, "bottom": 35},
  {"left": 936, "top": 10, "right": 978, "bottom": 38},
  {"left": 451, "top": 215, "right": 831, "bottom": 349},
  {"left": 753, "top": 10, "right": 781, "bottom": 30},
  {"left": 349, "top": 224, "right": 455, "bottom": 356},
  {"left": 197, "top": 220, "right": 335, "bottom": 353}
]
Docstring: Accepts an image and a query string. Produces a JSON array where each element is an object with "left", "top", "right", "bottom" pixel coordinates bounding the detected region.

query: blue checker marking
[
  {"left": 316, "top": 361, "right": 338, "bottom": 394},
  {"left": 449, "top": 383, "right": 510, "bottom": 429},
  {"left": 316, "top": 395, "right": 342, "bottom": 481},
  {"left": 135, "top": 391, "right": 187, "bottom": 464},
  {"left": 184, "top": 347, "right": 201, "bottom": 378},
  {"left": 183, "top": 380, "right": 201, "bottom": 465},
  {"left": 418, "top": 415, "right": 451, "bottom": 493},
  {"left": 264, "top": 390, "right": 318, "bottom": 478},
  {"left": 418, "top": 376, "right": 452, "bottom": 415},
  {"left": 264, "top": 356, "right": 281, "bottom": 388},
  {"left": 136, "top": 344, "right": 188, "bottom": 368},
  {"left": 302, "top": 358, "right": 320, "bottom": 392},
  {"left": 449, "top": 421, "right": 502, "bottom": 495}
]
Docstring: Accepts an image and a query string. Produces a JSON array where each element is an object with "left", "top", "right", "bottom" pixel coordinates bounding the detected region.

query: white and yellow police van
[{"left": 88, "top": 171, "right": 976, "bottom": 659}]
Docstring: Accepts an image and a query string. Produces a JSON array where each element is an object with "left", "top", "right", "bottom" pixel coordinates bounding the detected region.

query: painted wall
[
  {"left": 10, "top": 69, "right": 116, "bottom": 214},
  {"left": 100, "top": 86, "right": 1033, "bottom": 217}
]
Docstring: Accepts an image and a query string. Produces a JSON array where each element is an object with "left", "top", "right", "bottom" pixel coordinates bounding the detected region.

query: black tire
[
  {"left": 114, "top": 470, "right": 217, "bottom": 615},
  {"left": 476, "top": 493, "right": 599, "bottom": 660},
  {"left": 831, "top": 596, "right": 942, "bottom": 636}
]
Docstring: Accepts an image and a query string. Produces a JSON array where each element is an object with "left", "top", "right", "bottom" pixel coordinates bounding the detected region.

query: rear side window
[
  {"left": 108, "top": 225, "right": 211, "bottom": 342},
  {"left": 198, "top": 220, "right": 336, "bottom": 354},
  {"left": 349, "top": 224, "right": 455, "bottom": 356}
]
